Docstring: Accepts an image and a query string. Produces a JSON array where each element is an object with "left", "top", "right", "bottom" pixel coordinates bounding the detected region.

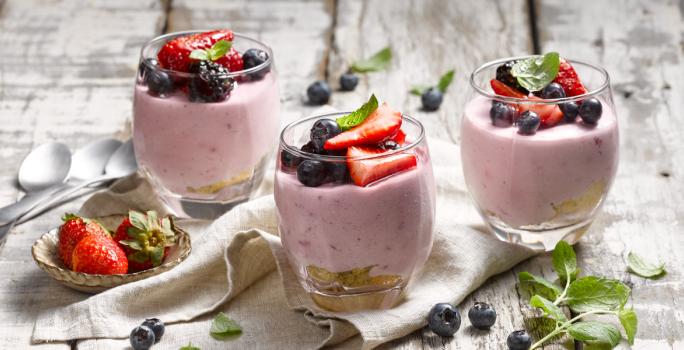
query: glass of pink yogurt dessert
[
  {"left": 133, "top": 30, "right": 280, "bottom": 219},
  {"left": 461, "top": 53, "right": 619, "bottom": 250},
  {"left": 274, "top": 96, "right": 436, "bottom": 311}
]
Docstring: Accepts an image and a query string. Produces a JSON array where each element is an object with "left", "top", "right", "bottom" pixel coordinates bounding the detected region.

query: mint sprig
[
  {"left": 351, "top": 47, "right": 392, "bottom": 73},
  {"left": 518, "top": 241, "right": 638, "bottom": 348},
  {"left": 335, "top": 94, "right": 379, "bottom": 131},
  {"left": 410, "top": 70, "right": 455, "bottom": 96},
  {"left": 189, "top": 40, "right": 232, "bottom": 61},
  {"left": 210, "top": 312, "right": 242, "bottom": 339},
  {"left": 626, "top": 251, "right": 666, "bottom": 279},
  {"left": 511, "top": 52, "right": 560, "bottom": 92}
]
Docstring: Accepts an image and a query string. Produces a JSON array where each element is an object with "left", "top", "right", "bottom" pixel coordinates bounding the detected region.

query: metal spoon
[
  {"left": 17, "top": 139, "right": 137, "bottom": 224},
  {"left": 0, "top": 143, "right": 72, "bottom": 226}
]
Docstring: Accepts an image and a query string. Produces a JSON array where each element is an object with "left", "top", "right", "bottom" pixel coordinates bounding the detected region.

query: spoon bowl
[
  {"left": 104, "top": 139, "right": 137, "bottom": 178},
  {"left": 71, "top": 139, "right": 123, "bottom": 180},
  {"left": 17, "top": 142, "right": 71, "bottom": 192}
]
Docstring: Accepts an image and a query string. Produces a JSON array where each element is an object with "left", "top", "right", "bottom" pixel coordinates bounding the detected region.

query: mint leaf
[
  {"left": 552, "top": 241, "right": 578, "bottom": 283},
  {"left": 179, "top": 343, "right": 200, "bottom": 350},
  {"left": 530, "top": 295, "right": 567, "bottom": 322},
  {"left": 511, "top": 52, "right": 561, "bottom": 92},
  {"left": 335, "top": 94, "right": 379, "bottom": 131},
  {"left": 566, "top": 276, "right": 630, "bottom": 313},
  {"left": 410, "top": 85, "right": 429, "bottom": 96},
  {"left": 437, "top": 70, "right": 455, "bottom": 93},
  {"left": 210, "top": 312, "right": 242, "bottom": 339},
  {"left": 189, "top": 50, "right": 209, "bottom": 61},
  {"left": 207, "top": 40, "right": 231, "bottom": 61},
  {"left": 618, "top": 308, "right": 637, "bottom": 345},
  {"left": 518, "top": 272, "right": 563, "bottom": 300},
  {"left": 626, "top": 251, "right": 666, "bottom": 279},
  {"left": 351, "top": 47, "right": 392, "bottom": 73},
  {"left": 567, "top": 321, "right": 621, "bottom": 347}
]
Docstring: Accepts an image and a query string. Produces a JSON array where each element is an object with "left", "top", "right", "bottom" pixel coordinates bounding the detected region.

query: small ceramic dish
[{"left": 32, "top": 225, "right": 191, "bottom": 293}]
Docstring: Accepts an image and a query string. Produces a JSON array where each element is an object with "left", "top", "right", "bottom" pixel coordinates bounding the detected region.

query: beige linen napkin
[{"left": 32, "top": 138, "right": 536, "bottom": 349}]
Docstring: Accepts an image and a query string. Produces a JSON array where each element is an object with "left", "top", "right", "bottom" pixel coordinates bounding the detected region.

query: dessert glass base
[
  {"left": 310, "top": 285, "right": 406, "bottom": 312},
  {"left": 484, "top": 212, "right": 592, "bottom": 251}
]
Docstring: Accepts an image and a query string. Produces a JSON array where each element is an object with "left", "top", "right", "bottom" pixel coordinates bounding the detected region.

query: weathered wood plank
[
  {"left": 533, "top": 0, "right": 684, "bottom": 349},
  {"left": 0, "top": 0, "right": 166, "bottom": 347}
]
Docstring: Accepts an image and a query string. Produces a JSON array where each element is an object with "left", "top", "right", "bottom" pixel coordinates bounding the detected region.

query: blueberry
[
  {"left": 427, "top": 303, "right": 461, "bottom": 337},
  {"left": 559, "top": 101, "right": 580, "bottom": 123},
  {"left": 421, "top": 87, "right": 443, "bottom": 111},
  {"left": 380, "top": 139, "right": 399, "bottom": 150},
  {"left": 144, "top": 66, "right": 174, "bottom": 97},
  {"left": 326, "top": 162, "right": 350, "bottom": 183},
  {"left": 297, "top": 160, "right": 328, "bottom": 187},
  {"left": 242, "top": 48, "right": 270, "bottom": 80},
  {"left": 490, "top": 101, "right": 517, "bottom": 127},
  {"left": 310, "top": 119, "right": 341, "bottom": 153},
  {"left": 307, "top": 81, "right": 332, "bottom": 105},
  {"left": 467, "top": 302, "right": 497, "bottom": 330},
  {"left": 138, "top": 58, "right": 158, "bottom": 81},
  {"left": 517, "top": 111, "right": 540, "bottom": 135},
  {"left": 579, "top": 98, "right": 602, "bottom": 124},
  {"left": 541, "top": 82, "right": 566, "bottom": 99},
  {"left": 507, "top": 330, "right": 532, "bottom": 350},
  {"left": 140, "top": 318, "right": 164, "bottom": 343},
  {"left": 280, "top": 149, "right": 301, "bottom": 170},
  {"left": 339, "top": 73, "right": 359, "bottom": 91},
  {"left": 130, "top": 325, "right": 155, "bottom": 350}
]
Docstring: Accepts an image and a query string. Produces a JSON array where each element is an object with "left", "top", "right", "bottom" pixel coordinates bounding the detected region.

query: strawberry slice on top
[
  {"left": 553, "top": 59, "right": 588, "bottom": 96},
  {"left": 157, "top": 29, "right": 234, "bottom": 72},
  {"left": 324, "top": 103, "right": 402, "bottom": 150},
  {"left": 347, "top": 146, "right": 417, "bottom": 186},
  {"left": 520, "top": 96, "right": 564, "bottom": 127},
  {"left": 490, "top": 79, "right": 527, "bottom": 99}
]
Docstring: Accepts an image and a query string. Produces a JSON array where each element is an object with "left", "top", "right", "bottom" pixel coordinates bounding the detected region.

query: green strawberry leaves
[
  {"left": 626, "top": 251, "right": 666, "bottom": 279},
  {"left": 511, "top": 52, "right": 560, "bottom": 92},
  {"left": 351, "top": 47, "right": 392, "bottom": 73},
  {"left": 335, "top": 94, "right": 379, "bottom": 131},
  {"left": 189, "top": 40, "right": 232, "bottom": 61}
]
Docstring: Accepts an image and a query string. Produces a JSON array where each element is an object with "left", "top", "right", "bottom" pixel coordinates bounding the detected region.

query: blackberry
[
  {"left": 189, "top": 60, "right": 234, "bottom": 102},
  {"left": 496, "top": 61, "right": 529, "bottom": 95}
]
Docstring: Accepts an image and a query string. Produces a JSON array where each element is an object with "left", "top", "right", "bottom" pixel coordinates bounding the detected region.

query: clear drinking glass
[
  {"left": 274, "top": 113, "right": 436, "bottom": 312},
  {"left": 461, "top": 57, "right": 619, "bottom": 251},
  {"left": 133, "top": 31, "right": 280, "bottom": 219}
]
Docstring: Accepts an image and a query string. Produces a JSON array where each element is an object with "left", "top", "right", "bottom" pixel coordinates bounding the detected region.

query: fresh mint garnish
[
  {"left": 517, "top": 241, "right": 638, "bottom": 348},
  {"left": 189, "top": 40, "right": 232, "bottom": 61},
  {"left": 351, "top": 47, "right": 392, "bottom": 73},
  {"left": 210, "top": 312, "right": 242, "bottom": 339},
  {"left": 626, "top": 251, "right": 666, "bottom": 279},
  {"left": 511, "top": 52, "right": 560, "bottom": 92},
  {"left": 335, "top": 94, "right": 379, "bottom": 131},
  {"left": 409, "top": 70, "right": 455, "bottom": 96},
  {"left": 179, "top": 343, "right": 200, "bottom": 350}
]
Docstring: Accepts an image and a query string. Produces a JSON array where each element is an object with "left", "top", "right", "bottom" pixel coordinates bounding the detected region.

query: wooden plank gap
[{"left": 528, "top": 0, "right": 541, "bottom": 54}]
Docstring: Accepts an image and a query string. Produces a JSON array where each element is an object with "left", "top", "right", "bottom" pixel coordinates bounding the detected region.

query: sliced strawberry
[
  {"left": 157, "top": 29, "right": 234, "bottom": 72},
  {"left": 553, "top": 59, "right": 587, "bottom": 96},
  {"left": 215, "top": 47, "right": 244, "bottom": 72},
  {"left": 324, "top": 103, "right": 402, "bottom": 150},
  {"left": 520, "top": 96, "right": 564, "bottom": 127},
  {"left": 347, "top": 146, "right": 417, "bottom": 186},
  {"left": 490, "top": 79, "right": 527, "bottom": 99},
  {"left": 391, "top": 129, "right": 407, "bottom": 145}
]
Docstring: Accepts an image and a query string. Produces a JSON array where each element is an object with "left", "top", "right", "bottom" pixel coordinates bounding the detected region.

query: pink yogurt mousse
[
  {"left": 461, "top": 95, "right": 619, "bottom": 227},
  {"left": 274, "top": 150, "right": 436, "bottom": 283},
  {"left": 133, "top": 72, "right": 280, "bottom": 198}
]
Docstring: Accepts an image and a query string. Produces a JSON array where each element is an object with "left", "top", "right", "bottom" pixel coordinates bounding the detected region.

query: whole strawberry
[
  {"left": 157, "top": 29, "right": 234, "bottom": 72},
  {"left": 215, "top": 47, "right": 244, "bottom": 72},
  {"left": 72, "top": 234, "right": 128, "bottom": 275},
  {"left": 57, "top": 214, "right": 110, "bottom": 269},
  {"left": 113, "top": 210, "right": 176, "bottom": 273}
]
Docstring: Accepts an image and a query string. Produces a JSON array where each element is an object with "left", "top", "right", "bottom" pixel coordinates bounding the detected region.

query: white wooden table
[{"left": 0, "top": 0, "right": 682, "bottom": 349}]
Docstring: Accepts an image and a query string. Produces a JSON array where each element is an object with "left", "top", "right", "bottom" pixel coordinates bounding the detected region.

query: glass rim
[
  {"left": 279, "top": 112, "right": 425, "bottom": 162},
  {"left": 139, "top": 30, "right": 274, "bottom": 78},
  {"left": 469, "top": 55, "right": 611, "bottom": 104}
]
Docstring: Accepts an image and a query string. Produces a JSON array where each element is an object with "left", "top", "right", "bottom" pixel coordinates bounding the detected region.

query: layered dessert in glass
[
  {"left": 461, "top": 53, "right": 619, "bottom": 250},
  {"left": 134, "top": 30, "right": 280, "bottom": 219},
  {"left": 275, "top": 96, "right": 436, "bottom": 311}
]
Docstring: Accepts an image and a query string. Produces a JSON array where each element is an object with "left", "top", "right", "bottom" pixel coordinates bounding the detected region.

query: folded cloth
[{"left": 32, "top": 138, "right": 536, "bottom": 349}]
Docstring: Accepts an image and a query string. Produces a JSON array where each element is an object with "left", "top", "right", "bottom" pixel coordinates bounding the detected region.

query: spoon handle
[
  {"left": 16, "top": 176, "right": 112, "bottom": 225},
  {"left": 0, "top": 186, "right": 65, "bottom": 226}
]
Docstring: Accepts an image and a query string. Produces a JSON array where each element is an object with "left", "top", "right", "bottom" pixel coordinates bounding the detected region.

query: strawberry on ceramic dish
[
  {"left": 57, "top": 214, "right": 111, "bottom": 269},
  {"left": 113, "top": 210, "right": 177, "bottom": 273},
  {"left": 71, "top": 234, "right": 128, "bottom": 275}
]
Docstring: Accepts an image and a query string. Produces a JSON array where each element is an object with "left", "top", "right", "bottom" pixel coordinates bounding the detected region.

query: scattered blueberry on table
[
  {"left": 307, "top": 81, "right": 332, "bottom": 105},
  {"left": 427, "top": 303, "right": 461, "bottom": 337},
  {"left": 421, "top": 87, "right": 444, "bottom": 111},
  {"left": 339, "top": 73, "right": 359, "bottom": 91},
  {"left": 130, "top": 325, "right": 156, "bottom": 350},
  {"left": 468, "top": 302, "right": 497, "bottom": 330},
  {"left": 507, "top": 330, "right": 532, "bottom": 350}
]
